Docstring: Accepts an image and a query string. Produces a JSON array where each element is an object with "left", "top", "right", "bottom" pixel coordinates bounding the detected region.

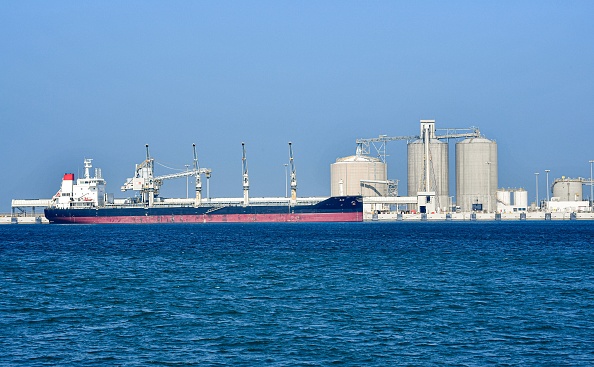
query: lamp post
[
  {"left": 486, "top": 161, "right": 491, "bottom": 213},
  {"left": 535, "top": 172, "right": 539, "bottom": 209},
  {"left": 284, "top": 163, "right": 288, "bottom": 198},
  {"left": 545, "top": 169, "right": 550, "bottom": 204},
  {"left": 589, "top": 160, "right": 594, "bottom": 207}
]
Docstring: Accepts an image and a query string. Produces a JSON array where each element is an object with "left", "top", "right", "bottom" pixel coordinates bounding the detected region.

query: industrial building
[
  {"left": 335, "top": 119, "right": 593, "bottom": 220},
  {"left": 496, "top": 189, "right": 528, "bottom": 213},
  {"left": 545, "top": 177, "right": 590, "bottom": 213},
  {"left": 338, "top": 119, "right": 499, "bottom": 217}
]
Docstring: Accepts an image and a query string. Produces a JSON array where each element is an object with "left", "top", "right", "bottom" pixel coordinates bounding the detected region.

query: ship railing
[{"left": 101, "top": 196, "right": 330, "bottom": 209}]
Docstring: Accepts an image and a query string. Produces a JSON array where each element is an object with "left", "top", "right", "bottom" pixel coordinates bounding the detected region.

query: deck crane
[
  {"left": 121, "top": 144, "right": 212, "bottom": 207},
  {"left": 289, "top": 142, "right": 297, "bottom": 204},
  {"left": 191, "top": 143, "right": 212, "bottom": 206},
  {"left": 242, "top": 142, "right": 249, "bottom": 206}
]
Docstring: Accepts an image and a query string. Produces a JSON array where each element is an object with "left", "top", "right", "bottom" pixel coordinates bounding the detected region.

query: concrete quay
[
  {"left": 369, "top": 212, "right": 594, "bottom": 221},
  {"left": 0, "top": 215, "right": 49, "bottom": 224}
]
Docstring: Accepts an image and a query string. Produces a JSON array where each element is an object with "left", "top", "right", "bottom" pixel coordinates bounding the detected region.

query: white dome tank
[
  {"left": 456, "top": 137, "right": 498, "bottom": 212},
  {"left": 407, "top": 138, "right": 449, "bottom": 211},
  {"left": 552, "top": 178, "right": 583, "bottom": 201},
  {"left": 331, "top": 155, "right": 387, "bottom": 197}
]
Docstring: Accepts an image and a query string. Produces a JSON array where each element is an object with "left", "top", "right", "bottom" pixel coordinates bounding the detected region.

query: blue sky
[{"left": 1, "top": 1, "right": 593, "bottom": 212}]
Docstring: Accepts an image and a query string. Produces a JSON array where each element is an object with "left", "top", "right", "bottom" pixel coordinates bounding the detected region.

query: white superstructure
[{"left": 50, "top": 159, "right": 106, "bottom": 209}]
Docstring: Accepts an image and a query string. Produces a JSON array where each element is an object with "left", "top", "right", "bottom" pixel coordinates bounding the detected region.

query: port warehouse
[{"left": 4, "top": 119, "right": 594, "bottom": 223}]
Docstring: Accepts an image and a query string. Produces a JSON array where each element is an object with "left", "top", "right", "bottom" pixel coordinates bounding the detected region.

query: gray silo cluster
[
  {"left": 406, "top": 120, "right": 498, "bottom": 212},
  {"left": 337, "top": 119, "right": 498, "bottom": 212}
]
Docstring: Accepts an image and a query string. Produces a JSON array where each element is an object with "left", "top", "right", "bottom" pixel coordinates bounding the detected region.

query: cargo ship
[{"left": 44, "top": 144, "right": 363, "bottom": 224}]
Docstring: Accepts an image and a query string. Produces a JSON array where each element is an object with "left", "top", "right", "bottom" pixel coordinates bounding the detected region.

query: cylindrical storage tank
[
  {"left": 407, "top": 138, "right": 449, "bottom": 211},
  {"left": 514, "top": 189, "right": 528, "bottom": 209},
  {"left": 456, "top": 138, "right": 498, "bottom": 212},
  {"left": 331, "top": 155, "right": 387, "bottom": 197},
  {"left": 552, "top": 178, "right": 583, "bottom": 201},
  {"left": 497, "top": 190, "right": 511, "bottom": 206}
]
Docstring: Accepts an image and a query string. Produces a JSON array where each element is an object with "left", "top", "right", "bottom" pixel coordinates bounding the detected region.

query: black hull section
[{"left": 44, "top": 196, "right": 363, "bottom": 224}]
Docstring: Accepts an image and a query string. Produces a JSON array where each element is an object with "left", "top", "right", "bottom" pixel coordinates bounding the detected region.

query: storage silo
[
  {"left": 331, "top": 155, "right": 387, "bottom": 197},
  {"left": 496, "top": 189, "right": 511, "bottom": 206},
  {"left": 514, "top": 189, "right": 528, "bottom": 209},
  {"left": 552, "top": 177, "right": 583, "bottom": 201},
  {"left": 456, "top": 137, "right": 498, "bottom": 212},
  {"left": 407, "top": 138, "right": 449, "bottom": 211}
]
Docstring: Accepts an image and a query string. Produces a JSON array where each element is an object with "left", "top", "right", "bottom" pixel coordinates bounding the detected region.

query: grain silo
[
  {"left": 407, "top": 120, "right": 450, "bottom": 211},
  {"left": 407, "top": 126, "right": 449, "bottom": 212},
  {"left": 456, "top": 137, "right": 498, "bottom": 212},
  {"left": 552, "top": 177, "right": 583, "bottom": 201},
  {"left": 331, "top": 155, "right": 387, "bottom": 197}
]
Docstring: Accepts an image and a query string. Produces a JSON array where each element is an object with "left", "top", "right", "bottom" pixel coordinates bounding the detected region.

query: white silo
[
  {"left": 456, "top": 137, "right": 498, "bottom": 212},
  {"left": 331, "top": 155, "right": 387, "bottom": 197},
  {"left": 496, "top": 189, "right": 511, "bottom": 206},
  {"left": 552, "top": 177, "right": 583, "bottom": 201},
  {"left": 514, "top": 189, "right": 528, "bottom": 209}
]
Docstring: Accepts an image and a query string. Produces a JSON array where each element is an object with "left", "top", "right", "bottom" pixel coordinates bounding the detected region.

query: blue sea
[{"left": 1, "top": 221, "right": 593, "bottom": 366}]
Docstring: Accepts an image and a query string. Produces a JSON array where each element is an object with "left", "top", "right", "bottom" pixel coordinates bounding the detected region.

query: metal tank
[
  {"left": 456, "top": 137, "right": 498, "bottom": 212},
  {"left": 514, "top": 189, "right": 528, "bottom": 209},
  {"left": 552, "top": 177, "right": 583, "bottom": 201},
  {"left": 496, "top": 189, "right": 511, "bottom": 206},
  {"left": 331, "top": 155, "right": 387, "bottom": 197},
  {"left": 407, "top": 138, "right": 449, "bottom": 211}
]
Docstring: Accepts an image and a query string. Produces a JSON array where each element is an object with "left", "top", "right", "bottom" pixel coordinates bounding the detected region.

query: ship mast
[
  {"left": 193, "top": 143, "right": 202, "bottom": 206},
  {"left": 289, "top": 142, "right": 297, "bottom": 204},
  {"left": 242, "top": 142, "right": 249, "bottom": 206},
  {"left": 144, "top": 144, "right": 156, "bottom": 206}
]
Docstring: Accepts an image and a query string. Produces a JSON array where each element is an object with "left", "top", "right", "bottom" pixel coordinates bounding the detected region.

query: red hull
[{"left": 51, "top": 212, "right": 362, "bottom": 224}]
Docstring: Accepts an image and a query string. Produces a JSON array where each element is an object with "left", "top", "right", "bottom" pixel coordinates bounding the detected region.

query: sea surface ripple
[{"left": 1, "top": 221, "right": 593, "bottom": 366}]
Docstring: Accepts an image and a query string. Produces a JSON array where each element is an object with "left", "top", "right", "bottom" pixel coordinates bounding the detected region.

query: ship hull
[{"left": 44, "top": 196, "right": 363, "bottom": 224}]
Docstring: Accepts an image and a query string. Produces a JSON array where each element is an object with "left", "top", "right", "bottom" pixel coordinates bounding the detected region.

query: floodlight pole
[{"left": 535, "top": 172, "right": 540, "bottom": 210}]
